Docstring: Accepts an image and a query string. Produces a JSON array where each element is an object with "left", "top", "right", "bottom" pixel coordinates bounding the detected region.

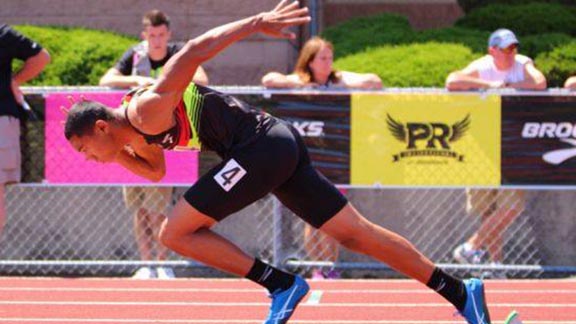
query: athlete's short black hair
[{"left": 64, "top": 100, "right": 114, "bottom": 140}]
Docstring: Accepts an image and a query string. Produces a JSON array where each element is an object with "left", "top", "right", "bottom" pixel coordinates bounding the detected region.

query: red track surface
[{"left": 0, "top": 277, "right": 574, "bottom": 323}]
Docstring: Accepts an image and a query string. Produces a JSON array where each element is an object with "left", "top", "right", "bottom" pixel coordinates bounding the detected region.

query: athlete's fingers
[
  {"left": 278, "top": 16, "right": 310, "bottom": 28},
  {"left": 272, "top": 0, "right": 291, "bottom": 12},
  {"left": 277, "top": 1, "right": 300, "bottom": 14},
  {"left": 280, "top": 30, "right": 296, "bottom": 40},
  {"left": 278, "top": 6, "right": 309, "bottom": 19}
]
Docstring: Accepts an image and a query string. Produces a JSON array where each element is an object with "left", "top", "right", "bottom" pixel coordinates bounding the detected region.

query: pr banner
[
  {"left": 351, "top": 93, "right": 501, "bottom": 186},
  {"left": 45, "top": 92, "right": 198, "bottom": 184},
  {"left": 502, "top": 95, "right": 576, "bottom": 184}
]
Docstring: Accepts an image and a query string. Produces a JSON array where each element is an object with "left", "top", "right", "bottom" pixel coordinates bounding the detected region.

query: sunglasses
[{"left": 499, "top": 44, "right": 518, "bottom": 54}]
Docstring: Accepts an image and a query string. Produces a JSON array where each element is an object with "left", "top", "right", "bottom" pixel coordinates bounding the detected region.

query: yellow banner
[{"left": 351, "top": 93, "right": 500, "bottom": 185}]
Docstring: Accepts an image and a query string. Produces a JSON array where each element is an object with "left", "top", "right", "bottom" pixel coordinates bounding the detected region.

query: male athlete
[{"left": 64, "top": 1, "right": 491, "bottom": 323}]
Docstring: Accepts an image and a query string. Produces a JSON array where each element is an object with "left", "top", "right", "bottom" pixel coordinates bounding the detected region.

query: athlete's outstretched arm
[{"left": 153, "top": 0, "right": 309, "bottom": 101}]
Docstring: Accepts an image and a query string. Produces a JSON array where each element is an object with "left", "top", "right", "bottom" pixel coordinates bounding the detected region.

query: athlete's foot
[
  {"left": 264, "top": 275, "right": 310, "bottom": 324},
  {"left": 461, "top": 278, "right": 491, "bottom": 324}
]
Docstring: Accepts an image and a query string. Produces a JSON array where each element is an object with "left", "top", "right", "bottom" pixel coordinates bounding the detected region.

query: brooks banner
[
  {"left": 502, "top": 95, "right": 576, "bottom": 184},
  {"left": 45, "top": 92, "right": 198, "bottom": 184},
  {"left": 351, "top": 93, "right": 500, "bottom": 185}
]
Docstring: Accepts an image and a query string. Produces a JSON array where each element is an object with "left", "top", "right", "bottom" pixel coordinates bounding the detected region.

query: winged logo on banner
[
  {"left": 450, "top": 114, "right": 471, "bottom": 142},
  {"left": 386, "top": 114, "right": 470, "bottom": 144},
  {"left": 387, "top": 114, "right": 407, "bottom": 143}
]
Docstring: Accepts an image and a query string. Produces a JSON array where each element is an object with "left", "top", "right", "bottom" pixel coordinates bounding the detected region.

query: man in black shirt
[
  {"left": 99, "top": 9, "right": 208, "bottom": 88},
  {"left": 0, "top": 24, "right": 50, "bottom": 237}
]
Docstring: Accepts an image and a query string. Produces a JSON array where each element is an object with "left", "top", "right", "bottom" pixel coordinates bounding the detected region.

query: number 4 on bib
[{"left": 214, "top": 159, "right": 247, "bottom": 192}]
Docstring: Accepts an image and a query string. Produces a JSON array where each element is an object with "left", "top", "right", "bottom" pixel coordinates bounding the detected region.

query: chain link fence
[
  {"left": 3, "top": 184, "right": 575, "bottom": 279},
  {"left": 4, "top": 87, "right": 576, "bottom": 279}
]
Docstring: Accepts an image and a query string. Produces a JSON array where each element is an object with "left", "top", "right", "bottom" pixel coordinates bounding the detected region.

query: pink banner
[{"left": 45, "top": 92, "right": 198, "bottom": 184}]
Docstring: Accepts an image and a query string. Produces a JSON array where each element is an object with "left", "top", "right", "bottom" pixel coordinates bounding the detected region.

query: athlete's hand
[{"left": 257, "top": 0, "right": 310, "bottom": 39}]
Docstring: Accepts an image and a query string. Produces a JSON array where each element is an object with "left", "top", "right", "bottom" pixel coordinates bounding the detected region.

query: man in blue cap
[
  {"left": 446, "top": 28, "right": 546, "bottom": 90},
  {"left": 445, "top": 29, "right": 546, "bottom": 278}
]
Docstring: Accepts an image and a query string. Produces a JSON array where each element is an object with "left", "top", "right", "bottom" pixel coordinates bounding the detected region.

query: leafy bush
[
  {"left": 521, "top": 33, "right": 574, "bottom": 59},
  {"left": 13, "top": 25, "right": 137, "bottom": 86},
  {"left": 320, "top": 7, "right": 576, "bottom": 87},
  {"left": 321, "top": 13, "right": 414, "bottom": 57},
  {"left": 334, "top": 42, "right": 478, "bottom": 87},
  {"left": 455, "top": 3, "right": 576, "bottom": 36},
  {"left": 536, "top": 42, "right": 576, "bottom": 87},
  {"left": 457, "top": 0, "right": 576, "bottom": 14},
  {"left": 416, "top": 27, "right": 488, "bottom": 54}
]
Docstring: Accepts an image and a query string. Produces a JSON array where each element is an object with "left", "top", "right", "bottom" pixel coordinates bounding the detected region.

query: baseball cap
[{"left": 488, "top": 29, "right": 519, "bottom": 49}]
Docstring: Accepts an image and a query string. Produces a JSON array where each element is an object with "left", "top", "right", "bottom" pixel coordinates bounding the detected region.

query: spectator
[
  {"left": 0, "top": 24, "right": 50, "bottom": 239},
  {"left": 446, "top": 29, "right": 545, "bottom": 275},
  {"left": 564, "top": 76, "right": 576, "bottom": 89},
  {"left": 263, "top": 37, "right": 381, "bottom": 279},
  {"left": 123, "top": 186, "right": 174, "bottom": 279},
  {"left": 99, "top": 10, "right": 209, "bottom": 279},
  {"left": 99, "top": 9, "right": 208, "bottom": 88},
  {"left": 262, "top": 36, "right": 382, "bottom": 89},
  {"left": 446, "top": 28, "right": 546, "bottom": 91}
]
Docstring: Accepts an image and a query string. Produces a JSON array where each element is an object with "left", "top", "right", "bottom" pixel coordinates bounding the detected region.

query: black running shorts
[{"left": 183, "top": 120, "right": 348, "bottom": 228}]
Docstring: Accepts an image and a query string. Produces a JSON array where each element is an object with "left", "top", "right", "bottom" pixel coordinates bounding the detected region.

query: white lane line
[
  {"left": 0, "top": 301, "right": 575, "bottom": 307},
  {"left": 3, "top": 277, "right": 575, "bottom": 282},
  {"left": 0, "top": 319, "right": 574, "bottom": 324},
  {"left": 0, "top": 287, "right": 574, "bottom": 294},
  {"left": 305, "top": 290, "right": 323, "bottom": 305}
]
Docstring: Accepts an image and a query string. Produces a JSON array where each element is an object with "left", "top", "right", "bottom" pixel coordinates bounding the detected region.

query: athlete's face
[
  {"left": 308, "top": 46, "right": 334, "bottom": 80},
  {"left": 142, "top": 24, "right": 171, "bottom": 56},
  {"left": 68, "top": 120, "right": 122, "bottom": 163}
]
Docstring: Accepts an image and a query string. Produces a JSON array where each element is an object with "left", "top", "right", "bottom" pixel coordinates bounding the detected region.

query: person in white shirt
[
  {"left": 446, "top": 29, "right": 546, "bottom": 276},
  {"left": 446, "top": 28, "right": 546, "bottom": 90}
]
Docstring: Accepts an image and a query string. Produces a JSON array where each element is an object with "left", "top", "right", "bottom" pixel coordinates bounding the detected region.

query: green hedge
[
  {"left": 457, "top": 0, "right": 576, "bottom": 14},
  {"left": 334, "top": 42, "right": 478, "bottom": 87},
  {"left": 455, "top": 3, "right": 576, "bottom": 36},
  {"left": 321, "top": 13, "right": 414, "bottom": 57},
  {"left": 416, "top": 27, "right": 489, "bottom": 53},
  {"left": 521, "top": 33, "right": 575, "bottom": 59},
  {"left": 536, "top": 42, "right": 576, "bottom": 87},
  {"left": 14, "top": 25, "right": 137, "bottom": 86},
  {"left": 321, "top": 5, "right": 576, "bottom": 88}
]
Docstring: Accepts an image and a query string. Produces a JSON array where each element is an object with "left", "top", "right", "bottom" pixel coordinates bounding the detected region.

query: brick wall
[
  {"left": 323, "top": 0, "right": 464, "bottom": 31},
  {"left": 1, "top": 0, "right": 464, "bottom": 85}
]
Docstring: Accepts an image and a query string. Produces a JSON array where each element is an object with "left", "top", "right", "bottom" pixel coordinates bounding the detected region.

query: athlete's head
[
  {"left": 294, "top": 37, "right": 340, "bottom": 85},
  {"left": 64, "top": 100, "right": 124, "bottom": 163},
  {"left": 141, "top": 9, "right": 172, "bottom": 58}
]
